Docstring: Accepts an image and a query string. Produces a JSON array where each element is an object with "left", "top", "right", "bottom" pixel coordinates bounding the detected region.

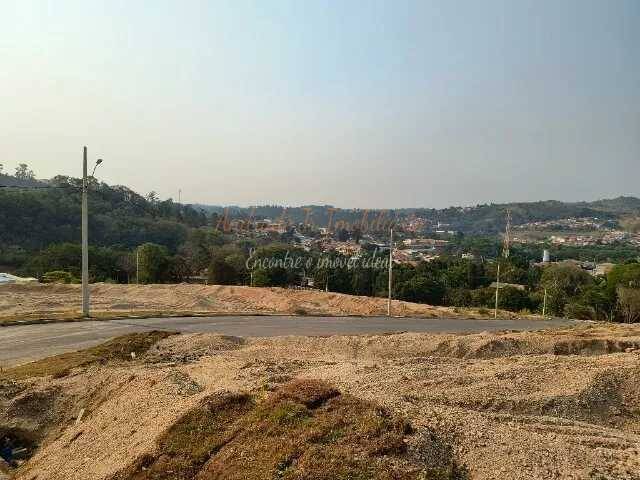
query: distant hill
[
  {"left": 0, "top": 175, "right": 210, "bottom": 252},
  {"left": 0, "top": 173, "right": 47, "bottom": 189},
  {"left": 2, "top": 168, "right": 638, "bottom": 253},
  {"left": 194, "top": 197, "right": 640, "bottom": 234},
  {"left": 582, "top": 196, "right": 640, "bottom": 214}
]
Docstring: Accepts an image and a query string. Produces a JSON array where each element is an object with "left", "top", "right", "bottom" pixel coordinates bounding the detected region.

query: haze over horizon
[{"left": 2, "top": 0, "right": 639, "bottom": 209}]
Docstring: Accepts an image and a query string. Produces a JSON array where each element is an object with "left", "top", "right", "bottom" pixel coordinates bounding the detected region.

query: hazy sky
[{"left": 1, "top": 0, "right": 639, "bottom": 208}]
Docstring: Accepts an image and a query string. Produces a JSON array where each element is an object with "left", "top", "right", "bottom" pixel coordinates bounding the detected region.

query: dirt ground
[
  {"left": 2, "top": 323, "right": 640, "bottom": 479},
  {"left": 0, "top": 283, "right": 514, "bottom": 322}
]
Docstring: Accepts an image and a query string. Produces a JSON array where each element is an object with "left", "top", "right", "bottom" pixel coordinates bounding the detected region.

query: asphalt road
[{"left": 0, "top": 315, "right": 574, "bottom": 367}]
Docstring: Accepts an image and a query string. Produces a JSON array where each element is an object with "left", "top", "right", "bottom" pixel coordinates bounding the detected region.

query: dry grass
[
  {"left": 112, "top": 379, "right": 465, "bottom": 480},
  {"left": 112, "top": 392, "right": 256, "bottom": 480},
  {"left": 0, "top": 331, "right": 177, "bottom": 380}
]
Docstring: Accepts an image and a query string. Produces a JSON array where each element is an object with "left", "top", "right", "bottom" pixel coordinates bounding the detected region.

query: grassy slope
[
  {"left": 113, "top": 379, "right": 466, "bottom": 480},
  {"left": 1, "top": 331, "right": 177, "bottom": 380}
]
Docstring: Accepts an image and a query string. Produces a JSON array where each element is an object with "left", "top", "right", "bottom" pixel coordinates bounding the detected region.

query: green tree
[
  {"left": 539, "top": 264, "right": 594, "bottom": 316},
  {"left": 207, "top": 245, "right": 249, "bottom": 285},
  {"left": 138, "top": 243, "right": 171, "bottom": 283},
  {"left": 350, "top": 257, "right": 378, "bottom": 296},
  {"left": 208, "top": 254, "right": 239, "bottom": 285},
  {"left": 249, "top": 244, "right": 309, "bottom": 287},
  {"left": 251, "top": 268, "right": 271, "bottom": 287},
  {"left": 396, "top": 276, "right": 445, "bottom": 304},
  {"left": 179, "top": 228, "right": 226, "bottom": 275},
  {"left": 617, "top": 287, "right": 640, "bottom": 323},
  {"left": 496, "top": 286, "right": 532, "bottom": 312},
  {"left": 170, "top": 255, "right": 191, "bottom": 283},
  {"left": 564, "top": 302, "right": 597, "bottom": 320},
  {"left": 445, "top": 288, "right": 473, "bottom": 307},
  {"left": 116, "top": 252, "right": 137, "bottom": 284},
  {"left": 14, "top": 163, "right": 34, "bottom": 180},
  {"left": 25, "top": 243, "right": 126, "bottom": 282},
  {"left": 607, "top": 263, "right": 640, "bottom": 295},
  {"left": 577, "top": 282, "right": 612, "bottom": 320}
]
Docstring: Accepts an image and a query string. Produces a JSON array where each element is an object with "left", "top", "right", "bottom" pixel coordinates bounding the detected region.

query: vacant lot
[
  {"left": 2, "top": 322, "right": 639, "bottom": 479},
  {"left": 0, "top": 283, "right": 516, "bottom": 323}
]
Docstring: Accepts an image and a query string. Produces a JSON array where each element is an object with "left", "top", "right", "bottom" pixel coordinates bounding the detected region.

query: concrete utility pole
[
  {"left": 387, "top": 228, "right": 393, "bottom": 317},
  {"left": 494, "top": 210, "right": 511, "bottom": 319},
  {"left": 81, "top": 147, "right": 103, "bottom": 317},
  {"left": 494, "top": 262, "right": 501, "bottom": 318},
  {"left": 82, "top": 147, "right": 89, "bottom": 317}
]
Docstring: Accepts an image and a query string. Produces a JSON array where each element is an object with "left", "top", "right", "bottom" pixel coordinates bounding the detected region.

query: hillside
[
  {"left": 195, "top": 197, "right": 640, "bottom": 234},
  {"left": 3, "top": 170, "right": 638, "bottom": 254},
  {"left": 0, "top": 173, "right": 46, "bottom": 189},
  {"left": 0, "top": 175, "right": 209, "bottom": 253}
]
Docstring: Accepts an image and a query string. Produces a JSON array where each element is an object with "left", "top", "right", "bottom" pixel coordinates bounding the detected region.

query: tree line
[
  {"left": 14, "top": 235, "right": 640, "bottom": 322},
  {"left": 2, "top": 166, "right": 640, "bottom": 322}
]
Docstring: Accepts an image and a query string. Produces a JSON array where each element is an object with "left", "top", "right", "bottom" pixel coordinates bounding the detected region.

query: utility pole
[
  {"left": 494, "top": 210, "right": 511, "bottom": 319},
  {"left": 82, "top": 147, "right": 89, "bottom": 317},
  {"left": 387, "top": 228, "right": 393, "bottom": 317},
  {"left": 136, "top": 247, "right": 140, "bottom": 285},
  {"left": 494, "top": 262, "right": 501, "bottom": 318},
  {"left": 81, "top": 147, "right": 103, "bottom": 317},
  {"left": 542, "top": 288, "right": 548, "bottom": 317}
]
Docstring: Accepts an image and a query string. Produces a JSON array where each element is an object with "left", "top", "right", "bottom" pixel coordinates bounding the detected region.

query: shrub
[
  {"left": 497, "top": 286, "right": 533, "bottom": 312},
  {"left": 617, "top": 287, "right": 640, "bottom": 323},
  {"left": 445, "top": 288, "right": 473, "bottom": 307},
  {"left": 42, "top": 270, "right": 77, "bottom": 284},
  {"left": 51, "top": 368, "right": 71, "bottom": 379},
  {"left": 564, "top": 302, "right": 597, "bottom": 320}
]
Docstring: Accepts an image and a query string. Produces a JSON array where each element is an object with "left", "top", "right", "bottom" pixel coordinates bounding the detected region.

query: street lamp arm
[{"left": 91, "top": 159, "right": 104, "bottom": 177}]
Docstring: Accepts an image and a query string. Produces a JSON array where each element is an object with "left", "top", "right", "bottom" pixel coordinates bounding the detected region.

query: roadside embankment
[{"left": 0, "top": 283, "right": 532, "bottom": 325}]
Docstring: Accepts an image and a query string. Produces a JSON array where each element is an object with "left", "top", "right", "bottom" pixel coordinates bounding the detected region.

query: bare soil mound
[
  {"left": 112, "top": 379, "right": 465, "bottom": 480},
  {"left": 0, "top": 283, "right": 512, "bottom": 322},
  {"left": 145, "top": 333, "right": 247, "bottom": 365},
  {"left": 3, "top": 324, "right": 640, "bottom": 480},
  {"left": 3, "top": 331, "right": 177, "bottom": 380},
  {"left": 428, "top": 324, "right": 640, "bottom": 359}
]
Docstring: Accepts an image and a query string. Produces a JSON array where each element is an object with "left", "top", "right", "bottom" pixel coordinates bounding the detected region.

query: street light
[
  {"left": 91, "top": 159, "right": 103, "bottom": 177},
  {"left": 82, "top": 147, "right": 103, "bottom": 317}
]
